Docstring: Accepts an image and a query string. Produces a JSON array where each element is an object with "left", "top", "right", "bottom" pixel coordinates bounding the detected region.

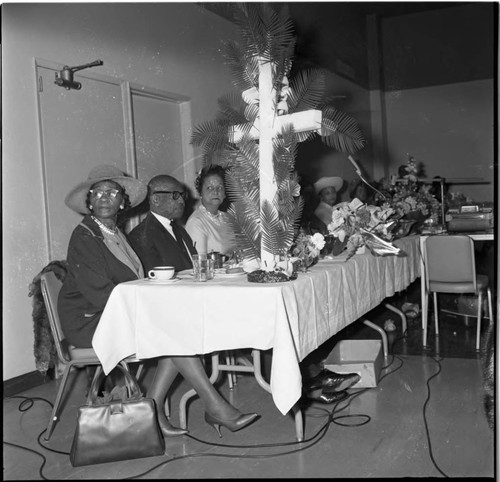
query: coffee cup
[{"left": 148, "top": 266, "right": 175, "bottom": 280}]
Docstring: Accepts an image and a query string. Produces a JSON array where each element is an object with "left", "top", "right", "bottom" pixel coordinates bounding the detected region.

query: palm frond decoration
[
  {"left": 320, "top": 106, "right": 366, "bottom": 153},
  {"left": 223, "top": 41, "right": 258, "bottom": 90},
  {"left": 217, "top": 92, "right": 250, "bottom": 125},
  {"left": 191, "top": 119, "right": 231, "bottom": 155},
  {"left": 231, "top": 3, "right": 295, "bottom": 63},
  {"left": 191, "top": 3, "right": 366, "bottom": 275},
  {"left": 287, "top": 69, "right": 326, "bottom": 112}
]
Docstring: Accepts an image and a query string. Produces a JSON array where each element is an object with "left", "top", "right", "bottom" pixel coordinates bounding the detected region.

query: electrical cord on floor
[
  {"left": 124, "top": 398, "right": 374, "bottom": 480},
  {"left": 4, "top": 389, "right": 371, "bottom": 479},
  {"left": 382, "top": 321, "right": 450, "bottom": 477},
  {"left": 422, "top": 355, "right": 449, "bottom": 478},
  {"left": 2, "top": 331, "right": 414, "bottom": 480},
  {"left": 3, "top": 395, "right": 60, "bottom": 480}
]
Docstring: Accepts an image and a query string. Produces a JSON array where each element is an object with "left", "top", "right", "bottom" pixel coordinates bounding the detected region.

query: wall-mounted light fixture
[{"left": 54, "top": 60, "right": 104, "bottom": 90}]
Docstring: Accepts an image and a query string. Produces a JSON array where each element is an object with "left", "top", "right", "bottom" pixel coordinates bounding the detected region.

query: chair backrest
[
  {"left": 424, "top": 235, "right": 477, "bottom": 289},
  {"left": 40, "top": 271, "right": 71, "bottom": 364}
]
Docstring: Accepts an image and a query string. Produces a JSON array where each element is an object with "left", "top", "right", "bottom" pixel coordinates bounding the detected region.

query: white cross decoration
[{"left": 230, "top": 58, "right": 323, "bottom": 270}]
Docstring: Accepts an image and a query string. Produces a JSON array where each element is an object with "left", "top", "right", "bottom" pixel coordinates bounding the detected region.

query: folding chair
[
  {"left": 40, "top": 271, "right": 143, "bottom": 440},
  {"left": 423, "top": 235, "right": 493, "bottom": 350}
]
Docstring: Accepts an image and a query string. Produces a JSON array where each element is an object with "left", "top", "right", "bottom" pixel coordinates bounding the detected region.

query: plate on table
[
  {"left": 176, "top": 269, "right": 194, "bottom": 280},
  {"left": 215, "top": 270, "right": 247, "bottom": 278},
  {"left": 146, "top": 277, "right": 181, "bottom": 284}
]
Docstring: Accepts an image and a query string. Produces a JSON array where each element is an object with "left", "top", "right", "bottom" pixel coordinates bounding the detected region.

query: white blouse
[{"left": 185, "top": 204, "right": 235, "bottom": 255}]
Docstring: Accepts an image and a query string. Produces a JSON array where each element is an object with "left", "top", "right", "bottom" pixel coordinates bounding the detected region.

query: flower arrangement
[
  {"left": 327, "top": 198, "right": 399, "bottom": 259},
  {"left": 291, "top": 232, "right": 326, "bottom": 268},
  {"left": 378, "top": 157, "right": 440, "bottom": 220}
]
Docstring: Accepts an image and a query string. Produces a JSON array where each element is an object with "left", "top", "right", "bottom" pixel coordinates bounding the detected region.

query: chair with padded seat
[
  {"left": 40, "top": 271, "right": 144, "bottom": 440},
  {"left": 423, "top": 234, "right": 493, "bottom": 350}
]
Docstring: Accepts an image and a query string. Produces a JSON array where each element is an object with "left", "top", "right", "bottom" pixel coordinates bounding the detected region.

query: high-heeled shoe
[
  {"left": 205, "top": 411, "right": 259, "bottom": 438},
  {"left": 158, "top": 418, "right": 188, "bottom": 437}
]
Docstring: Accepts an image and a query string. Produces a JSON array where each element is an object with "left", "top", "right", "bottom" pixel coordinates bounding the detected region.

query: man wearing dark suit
[{"left": 128, "top": 175, "right": 197, "bottom": 272}]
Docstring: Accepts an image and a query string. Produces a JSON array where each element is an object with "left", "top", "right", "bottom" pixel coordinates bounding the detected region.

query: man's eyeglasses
[
  {"left": 89, "top": 188, "right": 120, "bottom": 199},
  {"left": 153, "top": 190, "right": 188, "bottom": 201}
]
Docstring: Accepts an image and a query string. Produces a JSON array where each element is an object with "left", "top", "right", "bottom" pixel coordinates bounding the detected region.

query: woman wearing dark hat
[{"left": 59, "top": 165, "right": 258, "bottom": 439}]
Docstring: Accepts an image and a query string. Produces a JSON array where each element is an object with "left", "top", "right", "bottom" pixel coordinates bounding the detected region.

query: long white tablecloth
[{"left": 93, "top": 235, "right": 421, "bottom": 415}]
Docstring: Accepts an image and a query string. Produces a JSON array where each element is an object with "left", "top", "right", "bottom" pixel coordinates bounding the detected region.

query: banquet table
[{"left": 92, "top": 235, "right": 421, "bottom": 419}]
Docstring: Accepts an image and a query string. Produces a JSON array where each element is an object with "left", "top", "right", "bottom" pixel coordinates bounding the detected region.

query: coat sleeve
[
  {"left": 128, "top": 227, "right": 163, "bottom": 273},
  {"left": 67, "top": 229, "right": 119, "bottom": 309}
]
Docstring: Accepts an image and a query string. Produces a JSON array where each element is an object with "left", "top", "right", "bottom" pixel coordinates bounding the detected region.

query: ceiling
[{"left": 202, "top": 2, "right": 494, "bottom": 90}]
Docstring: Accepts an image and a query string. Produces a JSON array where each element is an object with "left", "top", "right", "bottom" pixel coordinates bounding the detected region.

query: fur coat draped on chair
[{"left": 28, "top": 260, "right": 68, "bottom": 377}]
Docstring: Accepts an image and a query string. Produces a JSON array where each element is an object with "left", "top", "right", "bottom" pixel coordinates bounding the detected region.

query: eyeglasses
[
  {"left": 89, "top": 188, "right": 120, "bottom": 199},
  {"left": 153, "top": 190, "right": 188, "bottom": 201}
]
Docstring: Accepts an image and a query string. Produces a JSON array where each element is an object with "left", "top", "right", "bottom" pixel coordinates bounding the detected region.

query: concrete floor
[{"left": 3, "top": 291, "right": 496, "bottom": 479}]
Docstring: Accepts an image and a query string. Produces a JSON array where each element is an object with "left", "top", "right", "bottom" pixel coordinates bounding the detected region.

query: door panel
[{"left": 132, "top": 93, "right": 184, "bottom": 184}]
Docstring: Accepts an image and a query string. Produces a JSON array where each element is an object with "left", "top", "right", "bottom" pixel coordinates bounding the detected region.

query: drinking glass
[{"left": 193, "top": 255, "right": 214, "bottom": 281}]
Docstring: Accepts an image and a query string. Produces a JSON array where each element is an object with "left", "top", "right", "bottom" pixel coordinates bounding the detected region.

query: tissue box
[{"left": 324, "top": 340, "right": 383, "bottom": 388}]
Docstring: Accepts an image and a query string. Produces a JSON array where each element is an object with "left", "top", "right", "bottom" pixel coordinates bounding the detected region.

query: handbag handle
[{"left": 86, "top": 361, "right": 142, "bottom": 406}]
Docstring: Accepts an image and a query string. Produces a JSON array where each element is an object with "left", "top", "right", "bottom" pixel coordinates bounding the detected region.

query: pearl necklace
[
  {"left": 91, "top": 216, "right": 117, "bottom": 235},
  {"left": 201, "top": 204, "right": 222, "bottom": 225}
]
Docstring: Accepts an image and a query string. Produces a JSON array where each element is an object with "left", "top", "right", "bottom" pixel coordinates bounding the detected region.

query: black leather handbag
[{"left": 70, "top": 362, "right": 165, "bottom": 467}]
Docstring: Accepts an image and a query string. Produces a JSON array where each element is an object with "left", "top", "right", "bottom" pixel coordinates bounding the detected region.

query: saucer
[
  {"left": 215, "top": 271, "right": 246, "bottom": 278},
  {"left": 146, "top": 277, "right": 180, "bottom": 284}
]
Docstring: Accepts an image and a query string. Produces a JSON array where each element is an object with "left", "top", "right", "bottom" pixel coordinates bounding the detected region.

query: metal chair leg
[
  {"left": 476, "top": 291, "right": 483, "bottom": 351},
  {"left": 44, "top": 364, "right": 73, "bottom": 441},
  {"left": 433, "top": 292, "right": 439, "bottom": 336}
]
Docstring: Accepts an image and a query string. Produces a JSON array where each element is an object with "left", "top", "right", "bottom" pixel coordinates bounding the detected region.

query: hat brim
[
  {"left": 65, "top": 175, "right": 147, "bottom": 215},
  {"left": 314, "top": 177, "right": 343, "bottom": 194}
]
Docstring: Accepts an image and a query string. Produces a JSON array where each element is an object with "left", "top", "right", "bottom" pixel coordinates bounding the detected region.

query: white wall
[
  {"left": 2, "top": 3, "right": 238, "bottom": 380},
  {"left": 383, "top": 80, "right": 494, "bottom": 202}
]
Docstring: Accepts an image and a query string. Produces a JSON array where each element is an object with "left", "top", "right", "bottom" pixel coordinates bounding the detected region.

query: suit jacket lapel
[{"left": 148, "top": 214, "right": 193, "bottom": 264}]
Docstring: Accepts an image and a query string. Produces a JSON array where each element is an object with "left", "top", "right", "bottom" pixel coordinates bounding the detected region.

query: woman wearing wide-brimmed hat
[
  {"left": 313, "top": 176, "right": 343, "bottom": 226},
  {"left": 59, "top": 164, "right": 148, "bottom": 349},
  {"left": 59, "top": 165, "right": 258, "bottom": 440}
]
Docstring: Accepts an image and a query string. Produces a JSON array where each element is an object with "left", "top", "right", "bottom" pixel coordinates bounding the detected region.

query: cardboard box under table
[{"left": 324, "top": 340, "right": 383, "bottom": 388}]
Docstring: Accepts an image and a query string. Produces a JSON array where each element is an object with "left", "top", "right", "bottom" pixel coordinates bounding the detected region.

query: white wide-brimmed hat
[
  {"left": 65, "top": 164, "right": 147, "bottom": 214},
  {"left": 314, "top": 176, "right": 343, "bottom": 194}
]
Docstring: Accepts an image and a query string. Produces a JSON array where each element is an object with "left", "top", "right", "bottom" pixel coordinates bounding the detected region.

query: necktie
[{"left": 171, "top": 221, "right": 190, "bottom": 260}]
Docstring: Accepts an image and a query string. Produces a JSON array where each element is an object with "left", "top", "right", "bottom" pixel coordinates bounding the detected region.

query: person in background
[
  {"left": 185, "top": 165, "right": 236, "bottom": 256},
  {"left": 349, "top": 180, "right": 375, "bottom": 205},
  {"left": 298, "top": 176, "right": 328, "bottom": 234},
  {"left": 313, "top": 176, "right": 343, "bottom": 226},
  {"left": 128, "top": 175, "right": 197, "bottom": 273}
]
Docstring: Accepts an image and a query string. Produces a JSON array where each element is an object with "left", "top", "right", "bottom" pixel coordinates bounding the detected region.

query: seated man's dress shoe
[
  {"left": 305, "top": 387, "right": 348, "bottom": 404},
  {"left": 305, "top": 368, "right": 361, "bottom": 393}
]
